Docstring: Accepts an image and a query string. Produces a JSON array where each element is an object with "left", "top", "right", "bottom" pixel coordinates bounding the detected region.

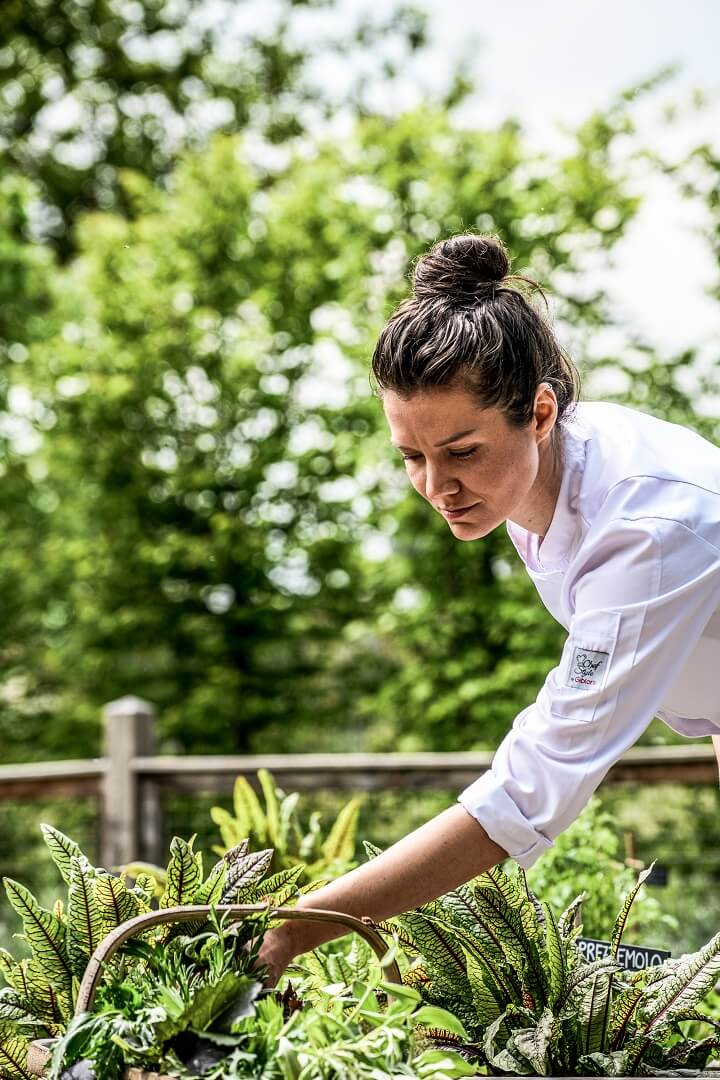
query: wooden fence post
[{"left": 102, "top": 696, "right": 162, "bottom": 868}]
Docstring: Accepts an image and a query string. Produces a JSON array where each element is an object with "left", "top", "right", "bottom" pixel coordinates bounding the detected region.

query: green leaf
[
  {"left": 414, "top": 1005, "right": 469, "bottom": 1040},
  {"left": 610, "top": 863, "right": 654, "bottom": 958},
  {"left": 221, "top": 848, "right": 273, "bottom": 902},
  {"left": 39, "top": 825, "right": 87, "bottom": 888},
  {"left": 321, "top": 797, "right": 361, "bottom": 866},
  {"left": 258, "top": 768, "right": 282, "bottom": 849},
  {"left": 470, "top": 888, "right": 549, "bottom": 1004},
  {"left": 93, "top": 875, "right": 141, "bottom": 935},
  {"left": 512, "top": 1008, "right": 560, "bottom": 1074},
  {"left": 251, "top": 864, "right": 304, "bottom": 905},
  {"left": 210, "top": 806, "right": 246, "bottom": 852},
  {"left": 152, "top": 972, "right": 262, "bottom": 1045},
  {"left": 464, "top": 949, "right": 505, "bottom": 1026},
  {"left": 363, "top": 841, "right": 383, "bottom": 860},
  {"left": 193, "top": 864, "right": 227, "bottom": 906},
  {"left": 479, "top": 865, "right": 529, "bottom": 909},
  {"left": 67, "top": 856, "right": 104, "bottom": 978},
  {"left": 160, "top": 837, "right": 202, "bottom": 908},
  {"left": 0, "top": 1032, "right": 32, "bottom": 1079},
  {"left": 2, "top": 879, "right": 72, "bottom": 988},
  {"left": 558, "top": 892, "right": 586, "bottom": 938},
  {"left": 640, "top": 932, "right": 720, "bottom": 1034},
  {"left": 578, "top": 969, "right": 614, "bottom": 1055},
  {"left": 233, "top": 776, "right": 266, "bottom": 842},
  {"left": 556, "top": 957, "right": 620, "bottom": 1015},
  {"left": 542, "top": 902, "right": 566, "bottom": 1006},
  {"left": 279, "top": 791, "right": 300, "bottom": 850}
]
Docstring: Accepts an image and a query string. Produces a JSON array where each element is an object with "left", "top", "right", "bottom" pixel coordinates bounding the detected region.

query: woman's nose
[{"left": 424, "top": 461, "right": 460, "bottom": 501}]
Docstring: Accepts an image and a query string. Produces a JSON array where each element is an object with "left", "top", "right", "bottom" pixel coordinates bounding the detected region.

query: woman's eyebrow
[
  {"left": 392, "top": 428, "right": 480, "bottom": 451},
  {"left": 433, "top": 427, "right": 479, "bottom": 447}
]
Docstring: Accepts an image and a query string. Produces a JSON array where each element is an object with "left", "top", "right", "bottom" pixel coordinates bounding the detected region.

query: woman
[{"left": 258, "top": 232, "right": 720, "bottom": 980}]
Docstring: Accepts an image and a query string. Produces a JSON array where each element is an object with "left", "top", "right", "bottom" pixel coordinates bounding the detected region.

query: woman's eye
[
  {"left": 450, "top": 447, "right": 478, "bottom": 460},
  {"left": 400, "top": 453, "right": 421, "bottom": 461}
]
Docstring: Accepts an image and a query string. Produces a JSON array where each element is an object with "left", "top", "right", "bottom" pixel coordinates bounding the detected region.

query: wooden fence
[{"left": 0, "top": 695, "right": 717, "bottom": 869}]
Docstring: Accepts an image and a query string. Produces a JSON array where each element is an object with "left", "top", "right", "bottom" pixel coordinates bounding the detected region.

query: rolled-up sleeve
[{"left": 458, "top": 516, "right": 720, "bottom": 868}]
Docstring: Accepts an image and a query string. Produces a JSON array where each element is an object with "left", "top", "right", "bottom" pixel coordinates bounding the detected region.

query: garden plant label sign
[{"left": 578, "top": 936, "right": 671, "bottom": 971}]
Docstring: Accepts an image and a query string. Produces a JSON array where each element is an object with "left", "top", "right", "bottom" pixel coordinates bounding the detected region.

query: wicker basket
[{"left": 27, "top": 903, "right": 402, "bottom": 1080}]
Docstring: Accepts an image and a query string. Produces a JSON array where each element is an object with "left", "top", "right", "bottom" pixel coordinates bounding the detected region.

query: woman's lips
[{"left": 438, "top": 503, "right": 479, "bottom": 520}]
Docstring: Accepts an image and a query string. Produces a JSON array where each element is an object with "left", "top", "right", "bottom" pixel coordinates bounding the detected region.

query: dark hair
[{"left": 371, "top": 233, "right": 581, "bottom": 427}]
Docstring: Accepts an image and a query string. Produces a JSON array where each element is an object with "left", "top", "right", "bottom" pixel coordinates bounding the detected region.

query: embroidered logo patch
[{"left": 567, "top": 646, "right": 609, "bottom": 690}]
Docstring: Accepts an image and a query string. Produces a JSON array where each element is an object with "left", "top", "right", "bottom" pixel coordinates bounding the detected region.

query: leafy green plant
[
  {"left": 52, "top": 949, "right": 474, "bottom": 1080},
  {"left": 527, "top": 796, "right": 676, "bottom": 945},
  {"left": 370, "top": 849, "right": 720, "bottom": 1076},
  {"left": 0, "top": 826, "right": 304, "bottom": 1080},
  {"left": 210, "top": 769, "right": 362, "bottom": 881}
]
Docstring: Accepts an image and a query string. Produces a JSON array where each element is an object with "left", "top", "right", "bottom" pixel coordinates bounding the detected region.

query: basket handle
[{"left": 75, "top": 904, "right": 401, "bottom": 1016}]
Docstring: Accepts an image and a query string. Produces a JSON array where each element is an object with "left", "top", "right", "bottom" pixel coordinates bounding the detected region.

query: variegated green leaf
[
  {"left": 0, "top": 950, "right": 17, "bottom": 987},
  {"left": 129, "top": 872, "right": 157, "bottom": 908},
  {"left": 433, "top": 883, "right": 505, "bottom": 961},
  {"left": 193, "top": 865, "right": 226, "bottom": 906},
  {"left": 243, "top": 865, "right": 304, "bottom": 907},
  {"left": 2, "top": 880, "right": 72, "bottom": 988},
  {"left": 611, "top": 863, "right": 654, "bottom": 958},
  {"left": 471, "top": 888, "right": 548, "bottom": 1004},
  {"left": 401, "top": 908, "right": 521, "bottom": 1006},
  {"left": 39, "top": 825, "right": 87, "bottom": 888},
  {"left": 464, "top": 949, "right": 504, "bottom": 1026},
  {"left": 604, "top": 989, "right": 643, "bottom": 1045},
  {"left": 67, "top": 856, "right": 103, "bottom": 977},
  {"left": 578, "top": 969, "right": 613, "bottom": 1055},
  {"left": 24, "top": 960, "right": 72, "bottom": 1032},
  {"left": 558, "top": 892, "right": 586, "bottom": 938},
  {"left": 160, "top": 837, "right": 202, "bottom": 908},
  {"left": 362, "top": 840, "right": 382, "bottom": 860},
  {"left": 221, "top": 848, "right": 273, "bottom": 902},
  {"left": 391, "top": 909, "right": 471, "bottom": 990},
  {"left": 512, "top": 1008, "right": 561, "bottom": 1074},
  {"left": 556, "top": 956, "right": 620, "bottom": 1015},
  {"left": 0, "top": 988, "right": 42, "bottom": 1029},
  {"left": 483, "top": 1006, "right": 535, "bottom": 1068},
  {"left": 640, "top": 932, "right": 720, "bottom": 1034},
  {"left": 478, "top": 865, "right": 529, "bottom": 909},
  {"left": 94, "top": 875, "right": 141, "bottom": 935},
  {"left": 321, "top": 797, "right": 361, "bottom": 866},
  {"left": 0, "top": 1031, "right": 32, "bottom": 1079},
  {"left": 577, "top": 1050, "right": 628, "bottom": 1076},
  {"left": 212, "top": 839, "right": 249, "bottom": 875},
  {"left": 542, "top": 902, "right": 566, "bottom": 1006}
]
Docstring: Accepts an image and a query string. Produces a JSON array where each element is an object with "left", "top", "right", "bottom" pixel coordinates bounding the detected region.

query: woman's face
[{"left": 382, "top": 383, "right": 559, "bottom": 541}]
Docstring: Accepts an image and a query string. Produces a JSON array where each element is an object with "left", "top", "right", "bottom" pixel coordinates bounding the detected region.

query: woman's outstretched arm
[{"left": 257, "top": 803, "right": 506, "bottom": 983}]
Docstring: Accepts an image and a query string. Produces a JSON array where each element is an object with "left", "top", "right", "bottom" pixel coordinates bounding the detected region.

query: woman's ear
[{"left": 534, "top": 382, "right": 558, "bottom": 442}]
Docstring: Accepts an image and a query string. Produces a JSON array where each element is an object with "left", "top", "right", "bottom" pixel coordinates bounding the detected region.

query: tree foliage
[{"left": 0, "top": 6, "right": 716, "bottom": 776}]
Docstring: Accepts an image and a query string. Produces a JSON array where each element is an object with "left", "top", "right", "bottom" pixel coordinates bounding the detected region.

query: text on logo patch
[{"left": 567, "top": 646, "right": 609, "bottom": 690}]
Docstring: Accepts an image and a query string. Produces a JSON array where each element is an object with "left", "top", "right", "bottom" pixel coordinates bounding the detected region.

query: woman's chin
[{"left": 447, "top": 516, "right": 497, "bottom": 541}]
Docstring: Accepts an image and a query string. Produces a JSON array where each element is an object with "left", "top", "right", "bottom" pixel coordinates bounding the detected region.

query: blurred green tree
[
  {"left": 4, "top": 88, "right": 686, "bottom": 760},
  {"left": 0, "top": 0, "right": 430, "bottom": 257}
]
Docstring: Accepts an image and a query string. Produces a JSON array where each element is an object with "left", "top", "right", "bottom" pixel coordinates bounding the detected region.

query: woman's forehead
[{"left": 383, "top": 387, "right": 501, "bottom": 443}]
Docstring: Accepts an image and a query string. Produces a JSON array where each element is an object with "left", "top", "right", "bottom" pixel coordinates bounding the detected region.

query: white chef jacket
[{"left": 458, "top": 400, "right": 720, "bottom": 869}]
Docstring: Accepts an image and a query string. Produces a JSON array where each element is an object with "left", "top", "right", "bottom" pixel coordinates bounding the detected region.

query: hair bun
[{"left": 413, "top": 233, "right": 510, "bottom": 304}]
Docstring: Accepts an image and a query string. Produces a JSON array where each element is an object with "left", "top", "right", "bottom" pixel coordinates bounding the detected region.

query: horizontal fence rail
[{"left": 0, "top": 696, "right": 717, "bottom": 867}]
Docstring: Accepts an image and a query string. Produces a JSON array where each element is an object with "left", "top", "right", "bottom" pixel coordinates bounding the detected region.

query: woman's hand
[{"left": 255, "top": 922, "right": 297, "bottom": 988}]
